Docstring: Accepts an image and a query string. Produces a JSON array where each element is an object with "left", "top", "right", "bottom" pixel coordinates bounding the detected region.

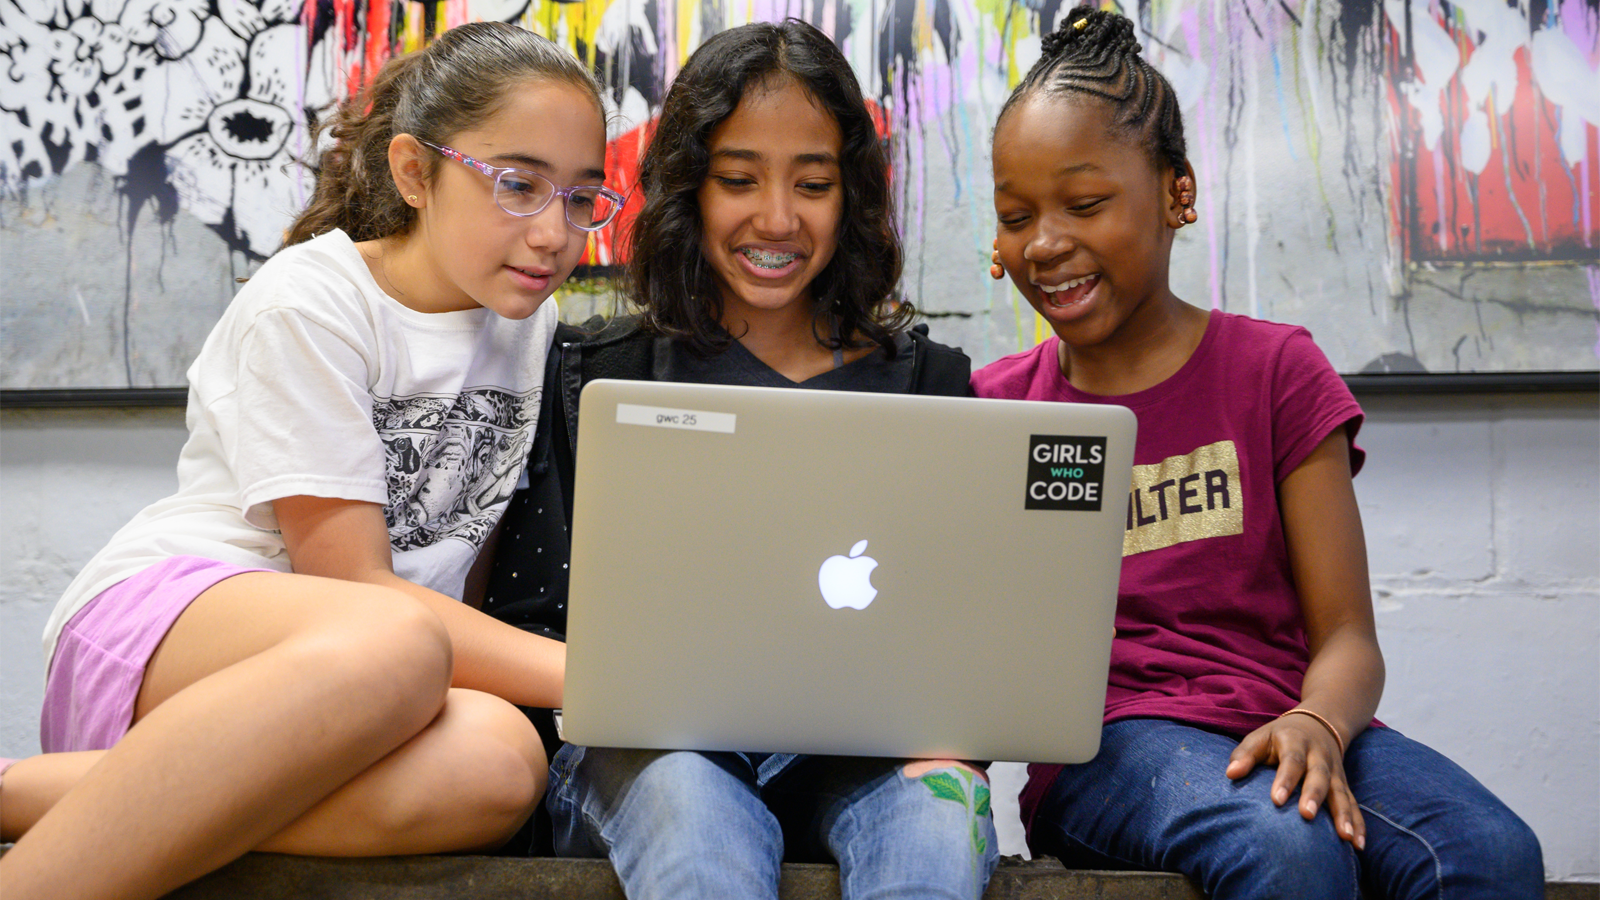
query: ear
[
  {"left": 388, "top": 133, "right": 430, "bottom": 208},
  {"left": 1163, "top": 158, "right": 1197, "bottom": 229}
]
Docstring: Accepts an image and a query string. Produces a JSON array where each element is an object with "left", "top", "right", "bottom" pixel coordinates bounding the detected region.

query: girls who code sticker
[
  {"left": 616, "top": 403, "right": 737, "bottom": 434},
  {"left": 1026, "top": 434, "right": 1107, "bottom": 511}
]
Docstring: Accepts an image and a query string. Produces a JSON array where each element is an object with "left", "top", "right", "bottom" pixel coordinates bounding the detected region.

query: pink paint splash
[
  {"left": 1589, "top": 265, "right": 1600, "bottom": 358},
  {"left": 1182, "top": 7, "right": 1221, "bottom": 310},
  {"left": 1581, "top": 132, "right": 1593, "bottom": 248}
]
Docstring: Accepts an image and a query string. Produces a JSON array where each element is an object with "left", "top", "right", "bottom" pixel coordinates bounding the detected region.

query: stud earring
[
  {"left": 1073, "top": 18, "right": 1087, "bottom": 31},
  {"left": 989, "top": 240, "right": 1005, "bottom": 280},
  {"left": 407, "top": 194, "right": 419, "bottom": 203}
]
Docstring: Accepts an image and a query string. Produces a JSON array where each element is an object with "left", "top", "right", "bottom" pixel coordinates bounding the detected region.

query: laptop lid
[{"left": 561, "top": 379, "right": 1135, "bottom": 764}]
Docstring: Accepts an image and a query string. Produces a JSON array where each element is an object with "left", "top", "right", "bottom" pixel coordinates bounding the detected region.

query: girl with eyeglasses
[
  {"left": 483, "top": 19, "right": 996, "bottom": 899},
  {"left": 0, "top": 23, "right": 614, "bottom": 900}
]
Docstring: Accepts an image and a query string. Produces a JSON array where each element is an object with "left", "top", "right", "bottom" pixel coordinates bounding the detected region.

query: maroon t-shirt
[{"left": 970, "top": 310, "right": 1365, "bottom": 839}]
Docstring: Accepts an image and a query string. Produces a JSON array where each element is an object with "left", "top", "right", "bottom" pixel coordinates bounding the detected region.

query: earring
[
  {"left": 989, "top": 240, "right": 1005, "bottom": 280},
  {"left": 407, "top": 194, "right": 419, "bottom": 204},
  {"left": 1174, "top": 176, "right": 1197, "bottom": 227}
]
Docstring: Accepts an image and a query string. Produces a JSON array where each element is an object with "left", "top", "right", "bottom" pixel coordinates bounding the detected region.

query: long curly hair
[
  {"left": 627, "top": 19, "right": 911, "bottom": 356},
  {"left": 996, "top": 5, "right": 1188, "bottom": 176},
  {"left": 283, "top": 22, "right": 602, "bottom": 248}
]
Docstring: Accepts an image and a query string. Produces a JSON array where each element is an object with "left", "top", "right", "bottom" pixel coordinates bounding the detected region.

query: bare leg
[
  {"left": 0, "top": 689, "right": 545, "bottom": 855},
  {"left": 0, "top": 571, "right": 536, "bottom": 900}
]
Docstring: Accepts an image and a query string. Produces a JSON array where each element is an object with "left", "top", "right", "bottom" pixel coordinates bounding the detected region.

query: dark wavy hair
[
  {"left": 628, "top": 19, "right": 911, "bottom": 356},
  {"left": 996, "top": 5, "right": 1188, "bottom": 175},
  {"left": 284, "top": 22, "right": 602, "bottom": 248}
]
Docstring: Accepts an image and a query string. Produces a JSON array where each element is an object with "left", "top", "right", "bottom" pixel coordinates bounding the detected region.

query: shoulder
[
  {"left": 225, "top": 231, "right": 379, "bottom": 328},
  {"left": 1207, "top": 312, "right": 1364, "bottom": 475},
  {"left": 970, "top": 338, "right": 1059, "bottom": 399},
  {"left": 1209, "top": 311, "right": 1319, "bottom": 362},
  {"left": 561, "top": 314, "right": 657, "bottom": 384},
  {"left": 905, "top": 323, "right": 972, "bottom": 396}
]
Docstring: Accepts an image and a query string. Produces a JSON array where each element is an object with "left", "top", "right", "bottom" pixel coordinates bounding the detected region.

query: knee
[
  {"left": 455, "top": 696, "right": 547, "bottom": 834},
  {"left": 1205, "top": 806, "right": 1356, "bottom": 899},
  {"left": 373, "top": 694, "right": 545, "bottom": 850},
  {"left": 296, "top": 592, "right": 454, "bottom": 735},
  {"left": 582, "top": 749, "right": 764, "bottom": 838},
  {"left": 1437, "top": 801, "right": 1545, "bottom": 890},
  {"left": 831, "top": 763, "right": 998, "bottom": 888}
]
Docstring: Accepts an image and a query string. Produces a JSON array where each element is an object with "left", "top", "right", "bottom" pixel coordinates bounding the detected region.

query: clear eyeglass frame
[{"left": 417, "top": 139, "right": 624, "bottom": 232}]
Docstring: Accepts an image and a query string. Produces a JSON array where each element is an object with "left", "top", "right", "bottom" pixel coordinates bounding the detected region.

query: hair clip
[{"left": 1073, "top": 18, "right": 1087, "bottom": 32}]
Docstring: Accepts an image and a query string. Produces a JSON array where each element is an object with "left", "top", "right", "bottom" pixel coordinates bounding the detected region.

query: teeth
[
  {"left": 742, "top": 248, "right": 798, "bottom": 269},
  {"left": 1037, "top": 274, "right": 1095, "bottom": 294}
]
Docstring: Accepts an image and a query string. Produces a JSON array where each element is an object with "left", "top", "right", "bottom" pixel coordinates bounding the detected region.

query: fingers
[
  {"left": 1230, "top": 719, "right": 1366, "bottom": 850},
  {"left": 1225, "top": 726, "right": 1272, "bottom": 781},
  {"left": 902, "top": 759, "right": 989, "bottom": 783},
  {"left": 1321, "top": 766, "right": 1367, "bottom": 850},
  {"left": 1270, "top": 741, "right": 1309, "bottom": 809}
]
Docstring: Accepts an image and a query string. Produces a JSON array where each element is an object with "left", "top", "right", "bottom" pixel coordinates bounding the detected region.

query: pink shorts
[{"left": 41, "top": 556, "right": 270, "bottom": 753}]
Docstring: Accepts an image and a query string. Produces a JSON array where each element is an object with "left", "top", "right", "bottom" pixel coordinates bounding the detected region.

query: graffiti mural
[{"left": 2, "top": 0, "right": 1596, "bottom": 390}]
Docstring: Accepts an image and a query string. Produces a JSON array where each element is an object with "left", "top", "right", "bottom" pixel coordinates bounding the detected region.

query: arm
[
  {"left": 275, "top": 494, "right": 565, "bottom": 709},
  {"left": 1224, "top": 429, "right": 1384, "bottom": 849}
]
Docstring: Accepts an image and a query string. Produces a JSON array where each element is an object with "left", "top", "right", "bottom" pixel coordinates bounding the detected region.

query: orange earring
[{"left": 989, "top": 240, "right": 1005, "bottom": 280}]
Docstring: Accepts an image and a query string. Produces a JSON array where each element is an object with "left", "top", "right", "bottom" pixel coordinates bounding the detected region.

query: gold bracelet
[{"left": 1279, "top": 707, "right": 1346, "bottom": 756}]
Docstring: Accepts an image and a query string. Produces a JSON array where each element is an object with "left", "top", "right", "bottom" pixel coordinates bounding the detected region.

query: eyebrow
[
  {"left": 490, "top": 153, "right": 607, "bottom": 184},
  {"left": 1059, "top": 161, "right": 1103, "bottom": 175},
  {"left": 711, "top": 148, "right": 840, "bottom": 166},
  {"left": 995, "top": 161, "right": 1104, "bottom": 193}
]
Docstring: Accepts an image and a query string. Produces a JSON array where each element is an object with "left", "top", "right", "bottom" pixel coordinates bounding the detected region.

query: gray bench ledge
[
  {"left": 0, "top": 847, "right": 1589, "bottom": 898},
  {"left": 160, "top": 854, "right": 1599, "bottom": 900}
]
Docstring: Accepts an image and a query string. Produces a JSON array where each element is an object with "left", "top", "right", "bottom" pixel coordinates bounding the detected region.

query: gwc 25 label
[{"left": 1026, "top": 435, "right": 1107, "bottom": 511}]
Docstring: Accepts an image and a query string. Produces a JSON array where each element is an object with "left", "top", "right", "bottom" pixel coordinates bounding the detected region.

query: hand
[
  {"left": 1226, "top": 715, "right": 1365, "bottom": 849},
  {"left": 989, "top": 239, "right": 1004, "bottom": 280}
]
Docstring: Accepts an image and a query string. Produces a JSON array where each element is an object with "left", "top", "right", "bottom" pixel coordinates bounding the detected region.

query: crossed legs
[{"left": 0, "top": 571, "right": 546, "bottom": 900}]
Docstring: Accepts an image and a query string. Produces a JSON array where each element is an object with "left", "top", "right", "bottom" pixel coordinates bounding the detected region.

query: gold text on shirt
[{"left": 1124, "top": 440, "right": 1244, "bottom": 556}]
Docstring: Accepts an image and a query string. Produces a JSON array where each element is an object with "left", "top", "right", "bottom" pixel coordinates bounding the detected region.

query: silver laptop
[{"left": 561, "top": 379, "right": 1135, "bottom": 764}]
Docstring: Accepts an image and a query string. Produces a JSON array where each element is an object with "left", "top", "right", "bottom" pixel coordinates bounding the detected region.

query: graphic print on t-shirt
[
  {"left": 374, "top": 387, "right": 542, "bottom": 552},
  {"left": 1124, "top": 440, "right": 1243, "bottom": 556}
]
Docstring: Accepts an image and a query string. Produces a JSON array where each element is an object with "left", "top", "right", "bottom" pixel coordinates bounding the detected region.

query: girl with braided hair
[{"left": 975, "top": 7, "right": 1541, "bottom": 898}]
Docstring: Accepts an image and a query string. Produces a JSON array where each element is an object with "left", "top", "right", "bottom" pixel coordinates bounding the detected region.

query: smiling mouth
[
  {"left": 1037, "top": 273, "right": 1098, "bottom": 307},
  {"left": 740, "top": 248, "right": 799, "bottom": 269}
]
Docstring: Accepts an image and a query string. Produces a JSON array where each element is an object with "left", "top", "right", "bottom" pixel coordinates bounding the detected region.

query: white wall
[{"left": 1, "top": 394, "right": 1596, "bottom": 879}]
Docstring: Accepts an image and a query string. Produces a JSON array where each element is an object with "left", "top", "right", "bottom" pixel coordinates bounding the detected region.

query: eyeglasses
[{"left": 418, "top": 140, "right": 625, "bottom": 232}]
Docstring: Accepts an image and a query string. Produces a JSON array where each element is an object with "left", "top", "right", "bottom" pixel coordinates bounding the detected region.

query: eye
[
  {"left": 566, "top": 190, "right": 598, "bottom": 212},
  {"left": 1068, "top": 198, "right": 1105, "bottom": 214},
  {"left": 500, "top": 173, "right": 541, "bottom": 195},
  {"left": 799, "top": 181, "right": 835, "bottom": 194},
  {"left": 997, "top": 212, "right": 1031, "bottom": 229},
  {"left": 712, "top": 175, "right": 755, "bottom": 188}
]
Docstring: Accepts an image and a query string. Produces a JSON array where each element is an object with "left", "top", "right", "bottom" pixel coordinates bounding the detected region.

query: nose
[
  {"left": 524, "top": 195, "right": 571, "bottom": 250},
  {"left": 751, "top": 185, "right": 799, "bottom": 237},
  {"left": 1024, "top": 212, "right": 1075, "bottom": 265}
]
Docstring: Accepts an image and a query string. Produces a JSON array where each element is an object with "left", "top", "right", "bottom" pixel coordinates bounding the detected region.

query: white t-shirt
[{"left": 43, "top": 230, "right": 557, "bottom": 664}]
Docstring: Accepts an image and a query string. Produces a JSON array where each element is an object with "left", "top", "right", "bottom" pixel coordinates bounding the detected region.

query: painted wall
[
  {"left": 4, "top": 0, "right": 1598, "bottom": 391},
  {"left": 2, "top": 394, "right": 1595, "bottom": 880}
]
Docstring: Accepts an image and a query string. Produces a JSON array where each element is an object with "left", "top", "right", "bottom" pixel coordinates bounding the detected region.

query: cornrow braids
[{"left": 997, "top": 5, "right": 1188, "bottom": 175}]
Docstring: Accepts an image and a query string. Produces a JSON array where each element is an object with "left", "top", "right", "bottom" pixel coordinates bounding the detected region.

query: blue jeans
[
  {"left": 1033, "top": 720, "right": 1543, "bottom": 900},
  {"left": 547, "top": 745, "right": 999, "bottom": 900}
]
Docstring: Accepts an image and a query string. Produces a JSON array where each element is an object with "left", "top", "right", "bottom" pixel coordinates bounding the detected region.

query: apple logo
[{"left": 818, "top": 539, "right": 879, "bottom": 610}]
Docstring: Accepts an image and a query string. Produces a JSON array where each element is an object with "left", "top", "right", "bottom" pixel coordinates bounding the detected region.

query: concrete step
[{"left": 161, "top": 854, "right": 1599, "bottom": 900}]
